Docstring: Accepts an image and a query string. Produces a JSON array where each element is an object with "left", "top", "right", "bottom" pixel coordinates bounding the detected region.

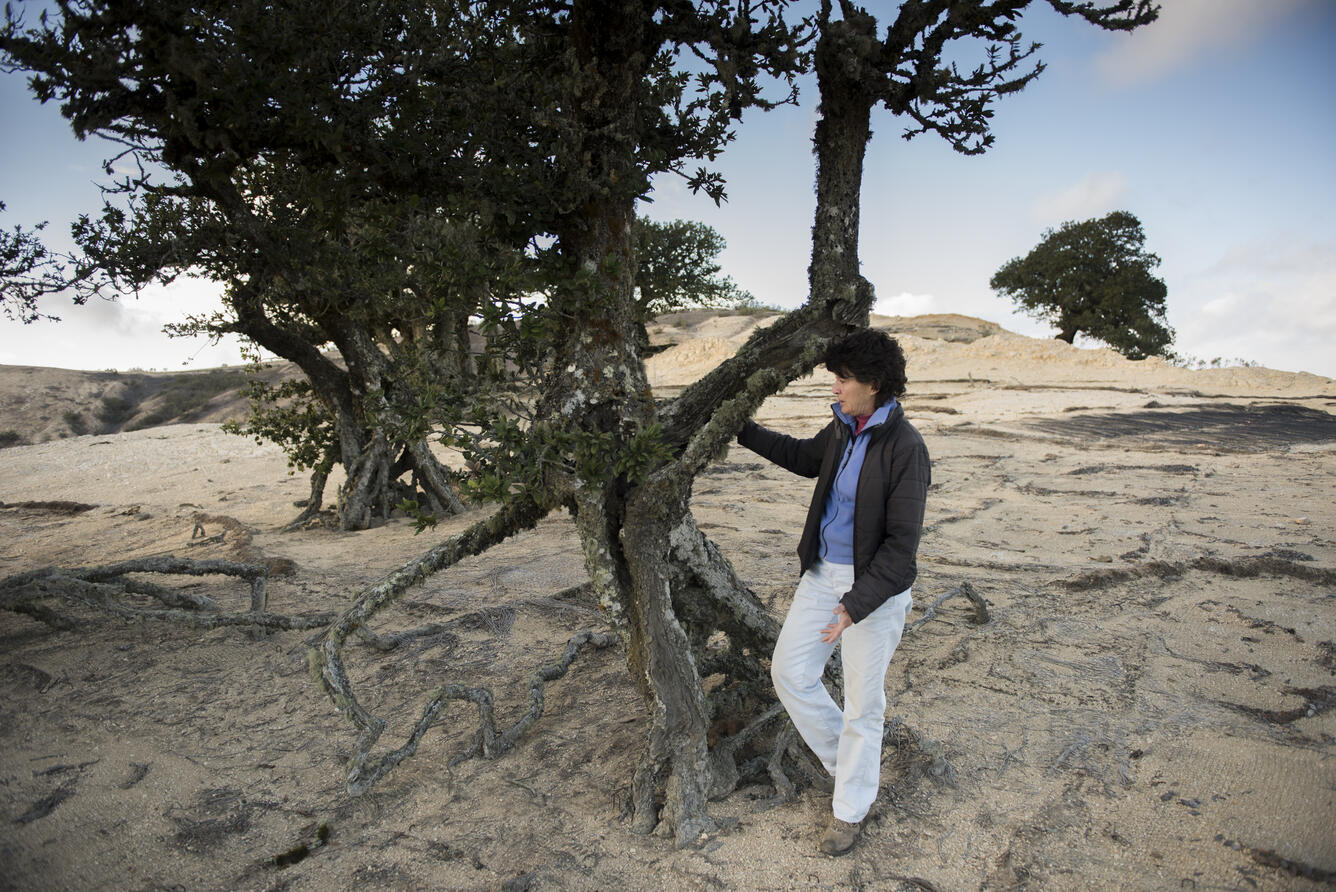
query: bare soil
[{"left": 2, "top": 314, "right": 1334, "bottom": 891}]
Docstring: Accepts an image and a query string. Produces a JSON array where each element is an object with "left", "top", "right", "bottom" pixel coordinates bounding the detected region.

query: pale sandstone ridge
[{"left": 644, "top": 311, "right": 1335, "bottom": 397}]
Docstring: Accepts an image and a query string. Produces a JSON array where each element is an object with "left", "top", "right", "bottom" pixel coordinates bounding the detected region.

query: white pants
[{"left": 771, "top": 560, "right": 912, "bottom": 823}]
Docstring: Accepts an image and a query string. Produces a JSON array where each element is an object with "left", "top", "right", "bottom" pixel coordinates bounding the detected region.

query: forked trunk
[
  {"left": 546, "top": 0, "right": 886, "bottom": 847},
  {"left": 229, "top": 289, "right": 466, "bottom": 531}
]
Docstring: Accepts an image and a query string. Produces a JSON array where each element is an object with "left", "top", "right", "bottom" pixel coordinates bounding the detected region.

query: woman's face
[{"left": 832, "top": 372, "right": 879, "bottom": 417}]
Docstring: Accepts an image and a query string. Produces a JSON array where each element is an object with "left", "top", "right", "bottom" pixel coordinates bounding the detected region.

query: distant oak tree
[
  {"left": 633, "top": 218, "right": 754, "bottom": 320},
  {"left": 990, "top": 210, "right": 1174, "bottom": 360}
]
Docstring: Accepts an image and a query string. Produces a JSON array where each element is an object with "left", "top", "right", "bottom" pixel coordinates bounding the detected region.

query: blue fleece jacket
[{"left": 817, "top": 399, "right": 898, "bottom": 564}]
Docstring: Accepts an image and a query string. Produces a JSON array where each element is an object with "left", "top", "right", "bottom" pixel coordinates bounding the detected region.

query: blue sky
[{"left": 2, "top": 0, "right": 1335, "bottom": 376}]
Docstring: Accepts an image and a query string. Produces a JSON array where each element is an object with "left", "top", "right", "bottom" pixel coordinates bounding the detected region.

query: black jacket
[{"left": 738, "top": 403, "right": 930, "bottom": 623}]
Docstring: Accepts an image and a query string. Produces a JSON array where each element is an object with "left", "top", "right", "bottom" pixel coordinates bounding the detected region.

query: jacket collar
[{"left": 831, "top": 398, "right": 899, "bottom": 434}]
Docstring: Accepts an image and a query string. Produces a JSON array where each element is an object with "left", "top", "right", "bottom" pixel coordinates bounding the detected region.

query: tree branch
[
  {"left": 659, "top": 294, "right": 869, "bottom": 449},
  {"left": 904, "top": 580, "right": 990, "bottom": 633}
]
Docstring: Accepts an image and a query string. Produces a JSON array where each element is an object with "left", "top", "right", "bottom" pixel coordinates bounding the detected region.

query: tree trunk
[
  {"left": 810, "top": 11, "right": 879, "bottom": 318},
  {"left": 284, "top": 452, "right": 334, "bottom": 531},
  {"left": 524, "top": 0, "right": 899, "bottom": 847},
  {"left": 547, "top": 185, "right": 715, "bottom": 839},
  {"left": 535, "top": 0, "right": 726, "bottom": 845},
  {"left": 620, "top": 476, "right": 715, "bottom": 841},
  {"left": 331, "top": 322, "right": 467, "bottom": 529},
  {"left": 536, "top": 2, "right": 893, "bottom": 847},
  {"left": 229, "top": 292, "right": 465, "bottom": 531},
  {"left": 618, "top": 10, "right": 885, "bottom": 842}
]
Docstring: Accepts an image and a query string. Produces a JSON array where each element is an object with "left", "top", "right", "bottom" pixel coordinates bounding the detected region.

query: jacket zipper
[{"left": 820, "top": 425, "right": 855, "bottom": 559}]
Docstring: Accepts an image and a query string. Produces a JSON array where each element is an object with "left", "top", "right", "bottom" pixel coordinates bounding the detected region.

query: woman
[{"left": 737, "top": 328, "right": 930, "bottom": 856}]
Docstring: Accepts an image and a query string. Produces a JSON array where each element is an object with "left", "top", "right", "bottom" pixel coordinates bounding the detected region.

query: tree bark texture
[
  {"left": 1, "top": 557, "right": 332, "bottom": 631},
  {"left": 810, "top": 11, "right": 879, "bottom": 320}
]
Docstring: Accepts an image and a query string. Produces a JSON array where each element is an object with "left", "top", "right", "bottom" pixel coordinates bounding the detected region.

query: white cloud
[
  {"left": 1094, "top": 0, "right": 1314, "bottom": 86},
  {"left": 1198, "top": 293, "right": 1244, "bottom": 320},
  {"left": 1031, "top": 171, "right": 1127, "bottom": 224},
  {"left": 0, "top": 276, "right": 251, "bottom": 371},
  {"left": 874, "top": 291, "right": 938, "bottom": 317},
  {"left": 1171, "top": 236, "right": 1336, "bottom": 376}
]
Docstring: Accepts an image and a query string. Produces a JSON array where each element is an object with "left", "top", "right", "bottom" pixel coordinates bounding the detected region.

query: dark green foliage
[
  {"left": 991, "top": 211, "right": 1174, "bottom": 360},
  {"left": 96, "top": 395, "right": 136, "bottom": 427},
  {"left": 223, "top": 375, "right": 338, "bottom": 471}
]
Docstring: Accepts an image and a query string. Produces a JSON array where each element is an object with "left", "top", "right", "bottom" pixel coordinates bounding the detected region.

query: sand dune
[{"left": 2, "top": 314, "right": 1334, "bottom": 890}]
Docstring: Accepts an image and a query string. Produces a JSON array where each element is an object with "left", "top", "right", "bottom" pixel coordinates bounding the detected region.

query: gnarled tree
[
  {"left": 991, "top": 209, "right": 1174, "bottom": 359},
  {"left": 2, "top": 0, "right": 554, "bottom": 529},
  {"left": 313, "top": 0, "right": 1158, "bottom": 847}
]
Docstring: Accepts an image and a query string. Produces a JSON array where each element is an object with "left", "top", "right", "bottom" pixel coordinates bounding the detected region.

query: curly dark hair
[{"left": 823, "top": 329, "right": 907, "bottom": 405}]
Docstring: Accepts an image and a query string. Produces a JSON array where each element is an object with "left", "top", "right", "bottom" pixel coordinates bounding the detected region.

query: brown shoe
[{"left": 819, "top": 817, "right": 861, "bottom": 856}]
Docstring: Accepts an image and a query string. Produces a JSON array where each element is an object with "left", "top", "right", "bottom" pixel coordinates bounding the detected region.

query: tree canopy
[
  {"left": 990, "top": 210, "right": 1174, "bottom": 360},
  {"left": 1, "top": 0, "right": 802, "bottom": 530}
]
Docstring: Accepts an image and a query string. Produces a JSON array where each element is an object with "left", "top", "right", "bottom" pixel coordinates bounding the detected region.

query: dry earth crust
[{"left": 2, "top": 314, "right": 1334, "bottom": 891}]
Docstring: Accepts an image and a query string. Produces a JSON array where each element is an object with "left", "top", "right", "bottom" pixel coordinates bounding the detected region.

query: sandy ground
[{"left": 2, "top": 314, "right": 1335, "bottom": 891}]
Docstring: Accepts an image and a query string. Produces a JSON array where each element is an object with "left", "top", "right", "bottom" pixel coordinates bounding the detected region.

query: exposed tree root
[
  {"left": 308, "top": 496, "right": 581, "bottom": 794},
  {"left": 0, "top": 500, "right": 98, "bottom": 515},
  {"left": 758, "top": 726, "right": 832, "bottom": 807},
  {"left": 14, "top": 782, "right": 76, "bottom": 824},
  {"left": 884, "top": 719, "right": 957, "bottom": 785},
  {"left": 924, "top": 499, "right": 1002, "bottom": 535},
  {"left": 1219, "top": 685, "right": 1336, "bottom": 727},
  {"left": 706, "top": 702, "right": 785, "bottom": 800},
  {"left": 905, "top": 581, "right": 990, "bottom": 633},
  {"left": 763, "top": 725, "right": 799, "bottom": 802},
  {"left": 0, "top": 557, "right": 330, "bottom": 631},
  {"left": 1247, "top": 845, "right": 1336, "bottom": 884},
  {"left": 283, "top": 458, "right": 335, "bottom": 531},
  {"left": 338, "top": 628, "right": 617, "bottom": 796}
]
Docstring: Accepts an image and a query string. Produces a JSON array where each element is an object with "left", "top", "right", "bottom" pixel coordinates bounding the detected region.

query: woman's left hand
[{"left": 821, "top": 604, "right": 853, "bottom": 643}]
